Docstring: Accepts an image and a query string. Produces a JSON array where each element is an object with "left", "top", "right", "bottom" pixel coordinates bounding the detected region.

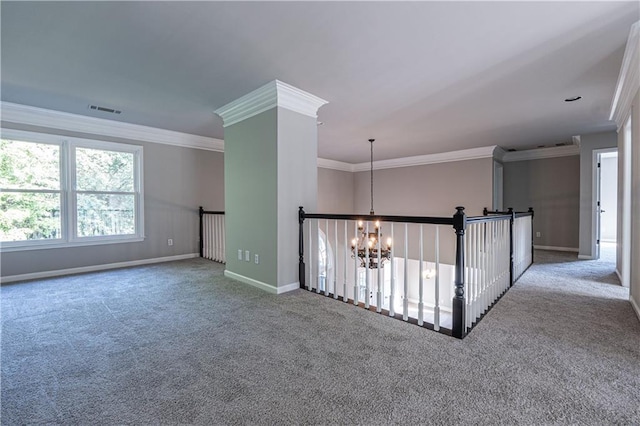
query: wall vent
[{"left": 89, "top": 105, "right": 122, "bottom": 114}]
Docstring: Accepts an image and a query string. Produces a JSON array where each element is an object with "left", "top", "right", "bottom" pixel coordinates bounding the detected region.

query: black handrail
[
  {"left": 199, "top": 206, "right": 225, "bottom": 258},
  {"left": 299, "top": 206, "right": 469, "bottom": 338},
  {"left": 302, "top": 212, "right": 454, "bottom": 225},
  {"left": 298, "top": 205, "right": 535, "bottom": 340}
]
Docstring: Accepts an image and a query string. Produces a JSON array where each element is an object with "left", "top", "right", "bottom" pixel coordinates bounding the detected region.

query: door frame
[{"left": 591, "top": 147, "right": 617, "bottom": 260}]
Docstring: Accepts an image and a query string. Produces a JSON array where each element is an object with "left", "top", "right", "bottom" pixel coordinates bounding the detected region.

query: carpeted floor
[{"left": 2, "top": 250, "right": 639, "bottom": 425}]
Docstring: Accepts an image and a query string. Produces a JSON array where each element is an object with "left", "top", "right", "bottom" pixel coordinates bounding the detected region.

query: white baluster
[
  {"left": 324, "top": 219, "right": 329, "bottom": 295},
  {"left": 308, "top": 220, "right": 313, "bottom": 291},
  {"left": 464, "top": 223, "right": 473, "bottom": 328},
  {"left": 343, "top": 221, "right": 348, "bottom": 302},
  {"left": 334, "top": 220, "right": 338, "bottom": 300},
  {"left": 353, "top": 221, "right": 359, "bottom": 306},
  {"left": 376, "top": 222, "right": 382, "bottom": 313},
  {"left": 390, "top": 223, "right": 395, "bottom": 317},
  {"left": 403, "top": 223, "right": 408, "bottom": 321},
  {"left": 365, "top": 222, "right": 370, "bottom": 309},
  {"left": 434, "top": 226, "right": 440, "bottom": 331},
  {"left": 418, "top": 224, "right": 424, "bottom": 326}
]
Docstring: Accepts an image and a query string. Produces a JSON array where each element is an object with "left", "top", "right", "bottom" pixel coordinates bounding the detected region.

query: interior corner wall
[
  {"left": 276, "top": 107, "right": 317, "bottom": 288},
  {"left": 353, "top": 158, "right": 493, "bottom": 217},
  {"left": 0, "top": 122, "right": 224, "bottom": 278},
  {"left": 578, "top": 131, "right": 618, "bottom": 259},
  {"left": 630, "top": 89, "right": 640, "bottom": 319},
  {"left": 503, "top": 156, "right": 580, "bottom": 250},
  {"left": 318, "top": 168, "right": 355, "bottom": 214},
  {"left": 224, "top": 109, "right": 278, "bottom": 287}
]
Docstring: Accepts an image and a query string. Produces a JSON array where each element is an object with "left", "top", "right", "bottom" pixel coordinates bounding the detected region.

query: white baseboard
[
  {"left": 223, "top": 270, "right": 299, "bottom": 294},
  {"left": 534, "top": 245, "right": 579, "bottom": 253},
  {"left": 1, "top": 253, "right": 199, "bottom": 284},
  {"left": 277, "top": 281, "right": 301, "bottom": 294},
  {"left": 578, "top": 254, "right": 594, "bottom": 260},
  {"left": 630, "top": 295, "right": 640, "bottom": 323}
]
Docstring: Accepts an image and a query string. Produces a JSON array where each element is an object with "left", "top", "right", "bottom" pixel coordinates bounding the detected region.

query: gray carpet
[{"left": 2, "top": 250, "right": 639, "bottom": 425}]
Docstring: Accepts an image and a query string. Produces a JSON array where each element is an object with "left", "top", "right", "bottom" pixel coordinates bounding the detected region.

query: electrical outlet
[
  {"left": 167, "top": 239, "right": 173, "bottom": 246},
  {"left": 238, "top": 249, "right": 243, "bottom": 260},
  {"left": 245, "top": 250, "right": 250, "bottom": 262},
  {"left": 536, "top": 232, "right": 541, "bottom": 238},
  {"left": 254, "top": 254, "right": 259, "bottom": 264}
]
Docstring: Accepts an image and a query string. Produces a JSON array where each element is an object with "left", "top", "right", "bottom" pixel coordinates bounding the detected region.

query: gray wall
[
  {"left": 504, "top": 156, "right": 580, "bottom": 250},
  {"left": 318, "top": 168, "right": 355, "bottom": 213},
  {"left": 353, "top": 158, "right": 494, "bottom": 217},
  {"left": 578, "top": 131, "right": 618, "bottom": 258},
  {"left": 1, "top": 123, "right": 224, "bottom": 278},
  {"left": 224, "top": 109, "right": 278, "bottom": 286},
  {"left": 276, "top": 107, "right": 318, "bottom": 288}
]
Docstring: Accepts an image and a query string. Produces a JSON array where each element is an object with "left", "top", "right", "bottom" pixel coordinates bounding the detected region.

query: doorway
[{"left": 594, "top": 150, "right": 618, "bottom": 262}]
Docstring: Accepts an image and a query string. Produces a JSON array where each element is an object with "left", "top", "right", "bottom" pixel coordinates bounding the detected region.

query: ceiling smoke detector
[{"left": 89, "top": 104, "right": 122, "bottom": 114}]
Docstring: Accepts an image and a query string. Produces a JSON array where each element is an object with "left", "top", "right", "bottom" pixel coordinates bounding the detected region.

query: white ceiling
[{"left": 1, "top": 2, "right": 638, "bottom": 163}]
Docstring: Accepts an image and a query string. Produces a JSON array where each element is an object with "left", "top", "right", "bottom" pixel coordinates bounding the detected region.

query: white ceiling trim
[
  {"left": 610, "top": 21, "right": 639, "bottom": 129},
  {"left": 351, "top": 146, "right": 498, "bottom": 172},
  {"left": 317, "top": 158, "right": 353, "bottom": 172},
  {"left": 502, "top": 145, "right": 580, "bottom": 162},
  {"left": 1, "top": 102, "right": 581, "bottom": 167},
  {"left": 214, "top": 79, "right": 328, "bottom": 128},
  {"left": 0, "top": 101, "right": 225, "bottom": 152}
]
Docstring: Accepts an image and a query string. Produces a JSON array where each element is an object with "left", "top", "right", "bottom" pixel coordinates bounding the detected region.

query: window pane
[
  {"left": 77, "top": 194, "right": 135, "bottom": 237},
  {"left": 0, "top": 140, "right": 60, "bottom": 190},
  {"left": 0, "top": 192, "right": 61, "bottom": 241},
  {"left": 76, "top": 148, "right": 134, "bottom": 192}
]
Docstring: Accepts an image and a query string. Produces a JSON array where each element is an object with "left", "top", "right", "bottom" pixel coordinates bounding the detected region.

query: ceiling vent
[{"left": 89, "top": 104, "right": 122, "bottom": 114}]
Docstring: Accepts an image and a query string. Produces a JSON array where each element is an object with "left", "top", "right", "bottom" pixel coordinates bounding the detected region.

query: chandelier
[{"left": 351, "top": 139, "right": 392, "bottom": 269}]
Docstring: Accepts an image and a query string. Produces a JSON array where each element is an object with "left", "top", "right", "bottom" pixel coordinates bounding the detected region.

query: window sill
[{"left": 0, "top": 236, "right": 146, "bottom": 252}]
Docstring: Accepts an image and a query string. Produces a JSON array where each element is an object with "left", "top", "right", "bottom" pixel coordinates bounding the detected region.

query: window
[{"left": 1, "top": 129, "right": 144, "bottom": 250}]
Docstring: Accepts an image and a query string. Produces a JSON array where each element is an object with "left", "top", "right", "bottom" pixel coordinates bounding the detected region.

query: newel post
[
  {"left": 528, "top": 207, "right": 535, "bottom": 264},
  {"left": 199, "top": 206, "right": 204, "bottom": 258},
  {"left": 299, "top": 206, "right": 306, "bottom": 289},
  {"left": 452, "top": 206, "right": 467, "bottom": 339}
]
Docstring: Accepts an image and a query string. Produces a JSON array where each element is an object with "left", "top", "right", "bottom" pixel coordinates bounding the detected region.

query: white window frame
[{"left": 1, "top": 129, "right": 144, "bottom": 251}]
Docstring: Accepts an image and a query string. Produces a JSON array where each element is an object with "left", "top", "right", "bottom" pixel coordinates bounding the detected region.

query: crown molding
[
  {"left": 0, "top": 102, "right": 224, "bottom": 152},
  {"left": 214, "top": 80, "right": 328, "bottom": 127},
  {"left": 351, "top": 145, "right": 497, "bottom": 172},
  {"left": 502, "top": 145, "right": 579, "bottom": 162},
  {"left": 610, "top": 21, "right": 639, "bottom": 130},
  {"left": 317, "top": 158, "right": 354, "bottom": 172},
  {"left": 493, "top": 146, "right": 507, "bottom": 162}
]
